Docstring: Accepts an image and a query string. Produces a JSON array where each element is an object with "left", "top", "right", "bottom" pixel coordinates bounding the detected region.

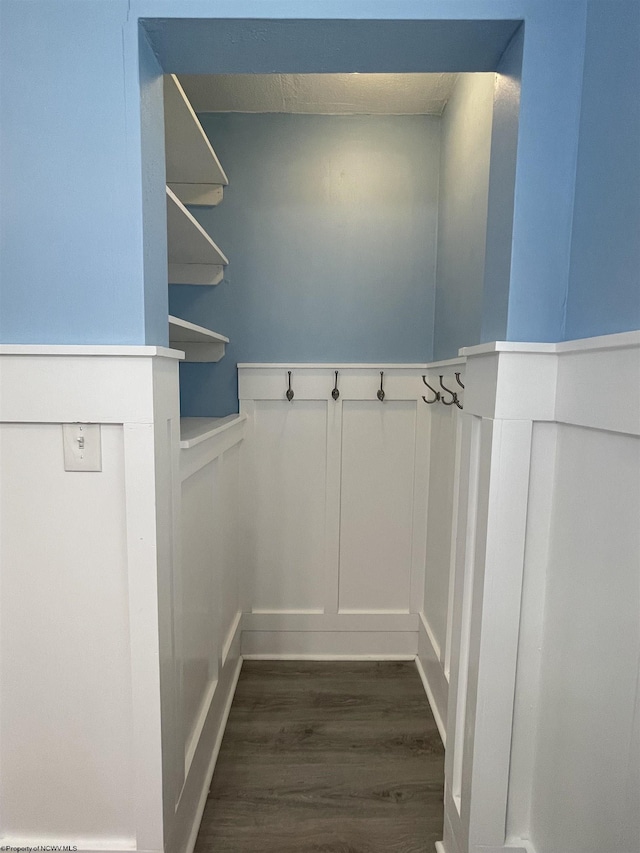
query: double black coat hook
[
  {"left": 332, "top": 371, "right": 340, "bottom": 400},
  {"left": 439, "top": 375, "right": 460, "bottom": 408},
  {"left": 377, "top": 371, "right": 385, "bottom": 402},
  {"left": 286, "top": 370, "right": 294, "bottom": 402},
  {"left": 421, "top": 375, "right": 440, "bottom": 404}
]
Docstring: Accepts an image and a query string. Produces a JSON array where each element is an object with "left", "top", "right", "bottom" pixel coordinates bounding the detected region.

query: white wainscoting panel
[
  {"left": 0, "top": 422, "right": 135, "bottom": 843},
  {"left": 339, "top": 400, "right": 417, "bottom": 613},
  {"left": 169, "top": 416, "right": 246, "bottom": 853},
  {"left": 423, "top": 401, "right": 458, "bottom": 648},
  {"left": 238, "top": 365, "right": 433, "bottom": 658},
  {"left": 443, "top": 331, "right": 640, "bottom": 853},
  {"left": 0, "top": 348, "right": 182, "bottom": 853},
  {"left": 218, "top": 441, "right": 242, "bottom": 665},
  {"left": 245, "top": 399, "right": 329, "bottom": 614},
  {"left": 180, "top": 461, "right": 220, "bottom": 774},
  {"left": 527, "top": 424, "right": 640, "bottom": 853}
]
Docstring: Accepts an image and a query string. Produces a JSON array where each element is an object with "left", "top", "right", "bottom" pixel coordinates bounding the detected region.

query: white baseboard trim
[
  {"left": 242, "top": 611, "right": 418, "bottom": 632},
  {"left": 242, "top": 653, "right": 417, "bottom": 661},
  {"left": 222, "top": 610, "right": 242, "bottom": 667},
  {"left": 416, "top": 614, "right": 448, "bottom": 746},
  {"left": 175, "top": 620, "right": 243, "bottom": 853},
  {"left": 241, "top": 629, "right": 418, "bottom": 658},
  {"left": 415, "top": 655, "right": 447, "bottom": 748}
]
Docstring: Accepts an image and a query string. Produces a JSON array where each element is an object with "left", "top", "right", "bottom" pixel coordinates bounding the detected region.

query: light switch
[{"left": 62, "top": 423, "right": 102, "bottom": 472}]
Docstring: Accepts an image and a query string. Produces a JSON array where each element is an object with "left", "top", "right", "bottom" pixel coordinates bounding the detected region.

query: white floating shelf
[
  {"left": 166, "top": 186, "right": 228, "bottom": 285},
  {"left": 164, "top": 74, "right": 228, "bottom": 207},
  {"left": 169, "top": 315, "right": 229, "bottom": 363}
]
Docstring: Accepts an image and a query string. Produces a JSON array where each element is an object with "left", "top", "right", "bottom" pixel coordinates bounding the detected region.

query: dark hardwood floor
[{"left": 194, "top": 661, "right": 445, "bottom": 853}]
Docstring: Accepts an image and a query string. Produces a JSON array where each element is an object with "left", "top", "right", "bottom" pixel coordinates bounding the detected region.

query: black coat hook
[
  {"left": 377, "top": 371, "right": 385, "bottom": 402},
  {"left": 286, "top": 370, "right": 294, "bottom": 402},
  {"left": 332, "top": 370, "right": 340, "bottom": 400},
  {"left": 439, "top": 375, "right": 458, "bottom": 407},
  {"left": 455, "top": 372, "right": 465, "bottom": 389},
  {"left": 421, "top": 375, "right": 440, "bottom": 404}
]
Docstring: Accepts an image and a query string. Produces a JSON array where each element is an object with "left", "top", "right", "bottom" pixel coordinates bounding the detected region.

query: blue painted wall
[
  {"left": 565, "top": 0, "right": 640, "bottom": 339},
  {"left": 0, "top": 1, "right": 601, "bottom": 352},
  {"left": 170, "top": 114, "right": 441, "bottom": 415},
  {"left": 0, "top": 2, "right": 153, "bottom": 344},
  {"left": 433, "top": 74, "right": 495, "bottom": 361}
]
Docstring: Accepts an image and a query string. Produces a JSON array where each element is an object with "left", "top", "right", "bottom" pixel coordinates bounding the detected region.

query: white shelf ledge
[
  {"left": 0, "top": 345, "right": 183, "bottom": 359},
  {"left": 169, "top": 315, "right": 229, "bottom": 362},
  {"left": 164, "top": 74, "right": 228, "bottom": 207},
  {"left": 179, "top": 414, "right": 247, "bottom": 449},
  {"left": 166, "top": 186, "right": 228, "bottom": 285}
]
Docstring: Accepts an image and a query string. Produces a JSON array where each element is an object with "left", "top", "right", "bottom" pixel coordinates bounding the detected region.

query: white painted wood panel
[
  {"left": 442, "top": 332, "right": 640, "bottom": 853},
  {"left": 0, "top": 423, "right": 135, "bottom": 842},
  {"left": 339, "top": 400, "right": 417, "bottom": 614},
  {"left": 180, "top": 462, "right": 219, "bottom": 769},
  {"left": 528, "top": 424, "right": 640, "bottom": 853},
  {"left": 246, "top": 400, "right": 329, "bottom": 613},
  {"left": 218, "top": 442, "right": 242, "bottom": 664},
  {"left": 423, "top": 400, "right": 459, "bottom": 653}
]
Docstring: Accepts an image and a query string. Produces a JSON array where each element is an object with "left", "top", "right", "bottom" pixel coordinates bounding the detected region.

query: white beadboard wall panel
[
  {"left": 246, "top": 399, "right": 329, "bottom": 614},
  {"left": 0, "top": 422, "right": 135, "bottom": 842},
  {"left": 339, "top": 400, "right": 417, "bottom": 614},
  {"left": 528, "top": 424, "right": 640, "bottom": 853}
]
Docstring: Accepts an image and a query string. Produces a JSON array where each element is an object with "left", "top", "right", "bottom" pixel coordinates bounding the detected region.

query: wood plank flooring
[{"left": 194, "top": 661, "right": 445, "bottom": 853}]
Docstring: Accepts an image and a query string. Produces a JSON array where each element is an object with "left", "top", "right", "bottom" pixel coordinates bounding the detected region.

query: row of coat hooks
[
  {"left": 422, "top": 373, "right": 464, "bottom": 410},
  {"left": 284, "top": 370, "right": 464, "bottom": 409}
]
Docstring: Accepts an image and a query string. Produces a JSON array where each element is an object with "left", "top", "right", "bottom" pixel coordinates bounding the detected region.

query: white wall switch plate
[{"left": 62, "top": 423, "right": 102, "bottom": 472}]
